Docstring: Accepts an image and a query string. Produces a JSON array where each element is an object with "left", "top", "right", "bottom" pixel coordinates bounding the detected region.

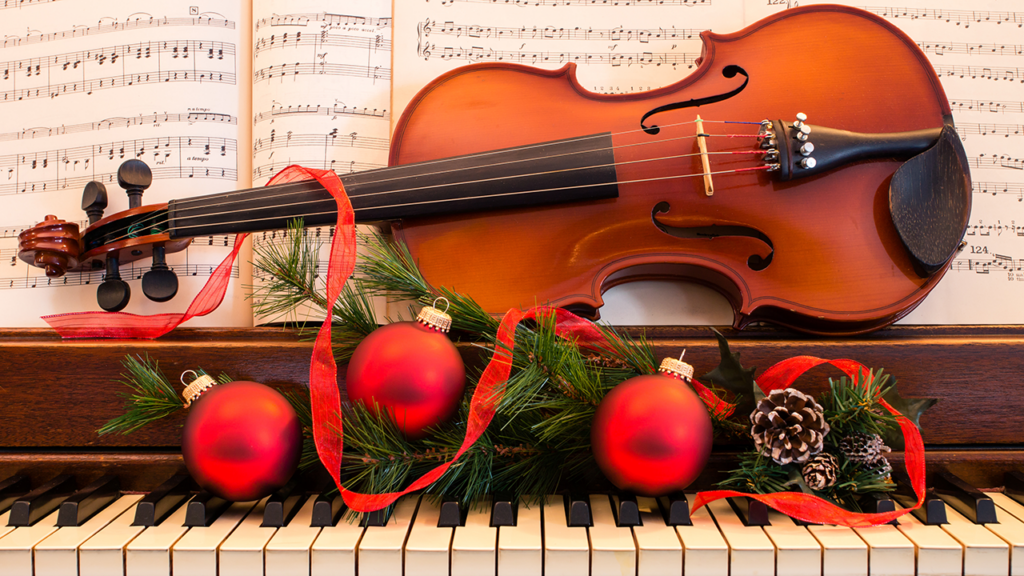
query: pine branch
[
  {"left": 819, "top": 369, "right": 898, "bottom": 442},
  {"left": 97, "top": 355, "right": 185, "bottom": 435}
]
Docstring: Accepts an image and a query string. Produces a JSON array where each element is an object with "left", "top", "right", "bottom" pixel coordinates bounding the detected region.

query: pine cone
[
  {"left": 801, "top": 453, "right": 839, "bottom": 490},
  {"left": 839, "top": 432, "right": 891, "bottom": 465},
  {"left": 750, "top": 389, "right": 830, "bottom": 465},
  {"left": 864, "top": 456, "right": 893, "bottom": 480}
]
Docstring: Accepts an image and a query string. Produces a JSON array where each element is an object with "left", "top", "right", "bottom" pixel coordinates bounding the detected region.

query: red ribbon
[{"left": 691, "top": 355, "right": 927, "bottom": 527}]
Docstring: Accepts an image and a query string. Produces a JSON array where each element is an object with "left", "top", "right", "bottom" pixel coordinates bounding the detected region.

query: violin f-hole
[
  {"left": 640, "top": 65, "right": 749, "bottom": 135},
  {"left": 651, "top": 202, "right": 774, "bottom": 271}
]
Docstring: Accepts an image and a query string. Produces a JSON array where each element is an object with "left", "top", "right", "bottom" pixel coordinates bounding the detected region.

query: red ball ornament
[
  {"left": 591, "top": 356, "right": 713, "bottom": 497},
  {"left": 181, "top": 375, "right": 302, "bottom": 502},
  {"left": 346, "top": 300, "right": 466, "bottom": 440}
]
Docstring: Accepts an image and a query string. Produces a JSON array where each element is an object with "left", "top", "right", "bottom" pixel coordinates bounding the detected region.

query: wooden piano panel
[{"left": 1, "top": 326, "right": 1022, "bottom": 491}]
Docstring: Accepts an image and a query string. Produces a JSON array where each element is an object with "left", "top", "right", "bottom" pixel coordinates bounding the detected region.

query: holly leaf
[
  {"left": 699, "top": 327, "right": 758, "bottom": 418},
  {"left": 881, "top": 382, "right": 938, "bottom": 450}
]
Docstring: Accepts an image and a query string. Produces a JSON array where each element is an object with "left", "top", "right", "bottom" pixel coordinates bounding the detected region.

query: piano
[{"left": 2, "top": 325, "right": 1024, "bottom": 575}]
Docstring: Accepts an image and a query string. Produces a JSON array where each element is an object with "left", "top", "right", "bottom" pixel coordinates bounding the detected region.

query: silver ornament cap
[
  {"left": 416, "top": 297, "right": 453, "bottom": 333},
  {"left": 658, "top": 352, "right": 695, "bottom": 382},
  {"left": 181, "top": 371, "right": 218, "bottom": 408}
]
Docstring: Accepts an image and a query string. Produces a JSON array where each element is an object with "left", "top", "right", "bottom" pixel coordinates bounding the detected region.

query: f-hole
[
  {"left": 640, "top": 65, "right": 749, "bottom": 135},
  {"left": 651, "top": 202, "right": 774, "bottom": 271}
]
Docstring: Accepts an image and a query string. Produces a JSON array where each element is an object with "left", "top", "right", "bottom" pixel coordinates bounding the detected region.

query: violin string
[{"left": 99, "top": 163, "right": 772, "bottom": 246}]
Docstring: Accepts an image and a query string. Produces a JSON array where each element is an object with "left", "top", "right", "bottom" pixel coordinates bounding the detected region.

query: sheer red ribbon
[{"left": 691, "top": 355, "right": 927, "bottom": 527}]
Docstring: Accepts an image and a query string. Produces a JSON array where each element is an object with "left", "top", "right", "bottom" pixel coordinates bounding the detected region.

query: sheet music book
[{"left": 0, "top": 0, "right": 1020, "bottom": 327}]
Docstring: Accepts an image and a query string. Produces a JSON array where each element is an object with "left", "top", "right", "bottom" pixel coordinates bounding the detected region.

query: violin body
[{"left": 390, "top": 5, "right": 966, "bottom": 335}]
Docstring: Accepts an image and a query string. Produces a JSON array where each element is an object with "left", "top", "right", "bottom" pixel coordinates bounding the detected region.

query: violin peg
[
  {"left": 81, "top": 182, "right": 108, "bottom": 225},
  {"left": 117, "top": 159, "right": 153, "bottom": 209},
  {"left": 98, "top": 255, "right": 131, "bottom": 312},
  {"left": 142, "top": 245, "right": 178, "bottom": 302},
  {"left": 17, "top": 215, "right": 81, "bottom": 278}
]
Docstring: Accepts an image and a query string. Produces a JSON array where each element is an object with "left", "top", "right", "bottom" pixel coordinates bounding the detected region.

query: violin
[{"left": 18, "top": 5, "right": 970, "bottom": 335}]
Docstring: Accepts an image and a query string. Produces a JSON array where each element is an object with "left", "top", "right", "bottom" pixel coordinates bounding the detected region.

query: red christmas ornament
[
  {"left": 181, "top": 374, "right": 302, "bottom": 501},
  {"left": 346, "top": 299, "right": 466, "bottom": 440},
  {"left": 591, "top": 355, "right": 713, "bottom": 497}
]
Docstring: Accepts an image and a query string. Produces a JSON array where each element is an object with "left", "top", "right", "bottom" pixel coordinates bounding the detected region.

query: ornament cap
[
  {"left": 658, "top": 353, "right": 694, "bottom": 382},
  {"left": 181, "top": 371, "right": 218, "bottom": 407},
  {"left": 416, "top": 297, "right": 453, "bottom": 333}
]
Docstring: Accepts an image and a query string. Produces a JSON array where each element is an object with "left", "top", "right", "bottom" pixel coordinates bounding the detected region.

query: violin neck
[{"left": 166, "top": 133, "right": 618, "bottom": 239}]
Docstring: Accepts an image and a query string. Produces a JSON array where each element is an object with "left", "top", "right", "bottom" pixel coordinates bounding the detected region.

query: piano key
[
  {"left": 7, "top": 475, "right": 75, "bottom": 527},
  {"left": 490, "top": 493, "right": 516, "bottom": 527},
  {"left": 851, "top": 518, "right": 915, "bottom": 576},
  {"left": 0, "top": 510, "right": 61, "bottom": 576},
  {"left": 34, "top": 494, "right": 141, "bottom": 576},
  {"left": 405, "top": 497, "right": 453, "bottom": 576},
  {"left": 361, "top": 507, "right": 390, "bottom": 527},
  {"left": 630, "top": 497, "right": 682, "bottom": 576},
  {"left": 498, "top": 497, "right": 542, "bottom": 576},
  {"left": 762, "top": 509, "right": 822, "bottom": 576},
  {"left": 989, "top": 491, "right": 1024, "bottom": 523},
  {"left": 126, "top": 496, "right": 194, "bottom": 576},
  {"left": 0, "top": 476, "right": 30, "bottom": 514},
  {"left": 310, "top": 509, "right": 364, "bottom": 576},
  {"left": 0, "top": 510, "right": 15, "bottom": 542},
  {"left": 56, "top": 475, "right": 120, "bottom": 527},
  {"left": 172, "top": 500, "right": 257, "bottom": 576},
  {"left": 133, "top": 475, "right": 191, "bottom": 527},
  {"left": 939, "top": 503, "right": 1009, "bottom": 576},
  {"left": 977, "top": 493, "right": 1024, "bottom": 576},
  {"left": 183, "top": 491, "right": 230, "bottom": 527},
  {"left": 219, "top": 497, "right": 277, "bottom": 576},
  {"left": 613, "top": 494, "right": 641, "bottom": 527},
  {"left": 893, "top": 472, "right": 947, "bottom": 525},
  {"left": 729, "top": 496, "right": 771, "bottom": 526},
  {"left": 588, "top": 494, "right": 636, "bottom": 576},
  {"left": 357, "top": 496, "right": 418, "bottom": 576},
  {"left": 565, "top": 492, "right": 592, "bottom": 527},
  {"left": 543, "top": 494, "right": 589, "bottom": 576},
  {"left": 79, "top": 497, "right": 149, "bottom": 576},
  {"left": 1005, "top": 471, "right": 1024, "bottom": 507},
  {"left": 310, "top": 493, "right": 343, "bottom": 528},
  {"left": 892, "top": 503, "right": 963, "bottom": 576},
  {"left": 265, "top": 495, "right": 321, "bottom": 576},
  {"left": 657, "top": 493, "right": 692, "bottom": 526},
  {"left": 933, "top": 471, "right": 999, "bottom": 524},
  {"left": 262, "top": 479, "right": 305, "bottom": 528},
  {"left": 806, "top": 522, "right": 869, "bottom": 576},
  {"left": 674, "top": 494, "right": 728, "bottom": 576},
  {"left": 705, "top": 498, "right": 775, "bottom": 576},
  {"left": 438, "top": 495, "right": 465, "bottom": 528},
  {"left": 451, "top": 499, "right": 496, "bottom": 576}
]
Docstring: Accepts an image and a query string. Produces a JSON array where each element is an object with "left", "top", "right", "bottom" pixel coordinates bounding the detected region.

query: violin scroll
[{"left": 17, "top": 215, "right": 81, "bottom": 278}]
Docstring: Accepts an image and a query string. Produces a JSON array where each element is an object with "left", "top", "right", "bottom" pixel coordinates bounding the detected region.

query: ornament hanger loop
[
  {"left": 433, "top": 296, "right": 450, "bottom": 314},
  {"left": 181, "top": 370, "right": 218, "bottom": 408},
  {"left": 181, "top": 370, "right": 198, "bottom": 386}
]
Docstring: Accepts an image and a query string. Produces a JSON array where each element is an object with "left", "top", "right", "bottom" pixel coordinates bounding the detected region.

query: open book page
[
  {"left": 392, "top": 0, "right": 1024, "bottom": 325},
  {"left": 0, "top": 0, "right": 253, "bottom": 327},
  {"left": 249, "top": 0, "right": 392, "bottom": 325}
]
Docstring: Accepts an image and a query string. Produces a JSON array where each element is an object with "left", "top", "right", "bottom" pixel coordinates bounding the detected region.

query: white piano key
[
  {"left": 405, "top": 497, "right": 453, "bottom": 576},
  {"left": 219, "top": 497, "right": 277, "bottom": 576},
  {"left": 806, "top": 522, "right": 868, "bottom": 576},
  {"left": 498, "top": 497, "right": 542, "bottom": 576},
  {"left": 589, "top": 494, "right": 636, "bottom": 576},
  {"left": 763, "top": 509, "right": 821, "bottom": 576},
  {"left": 0, "top": 510, "right": 61, "bottom": 576},
  {"left": 266, "top": 495, "right": 321, "bottom": 576},
  {"left": 172, "top": 500, "right": 257, "bottom": 576},
  {"left": 629, "top": 497, "right": 682, "bottom": 576},
  {"left": 985, "top": 493, "right": 1024, "bottom": 576},
  {"left": 310, "top": 505, "right": 364, "bottom": 576},
  {"left": 852, "top": 519, "right": 915, "bottom": 576},
  {"left": 705, "top": 498, "right": 775, "bottom": 576},
  {"left": 941, "top": 503, "right": 1010, "bottom": 576},
  {"left": 451, "top": 499, "right": 496, "bottom": 576},
  {"left": 674, "top": 495, "right": 728, "bottom": 576},
  {"left": 542, "top": 494, "right": 589, "bottom": 576},
  {"left": 0, "top": 511, "right": 15, "bottom": 541},
  {"left": 126, "top": 497, "right": 194, "bottom": 576},
  {"left": 893, "top": 504, "right": 963, "bottom": 576},
  {"left": 34, "top": 494, "right": 141, "bottom": 576},
  {"left": 79, "top": 498, "right": 149, "bottom": 576},
  {"left": 357, "top": 496, "right": 419, "bottom": 576}
]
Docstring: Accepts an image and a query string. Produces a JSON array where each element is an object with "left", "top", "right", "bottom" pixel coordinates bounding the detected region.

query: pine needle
[{"left": 97, "top": 355, "right": 185, "bottom": 435}]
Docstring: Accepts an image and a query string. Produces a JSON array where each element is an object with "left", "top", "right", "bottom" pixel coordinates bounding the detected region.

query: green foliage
[
  {"left": 698, "top": 327, "right": 758, "bottom": 418},
  {"left": 718, "top": 452, "right": 792, "bottom": 494},
  {"left": 818, "top": 368, "right": 898, "bottom": 442},
  {"left": 97, "top": 355, "right": 186, "bottom": 435},
  {"left": 881, "top": 384, "right": 938, "bottom": 450}
]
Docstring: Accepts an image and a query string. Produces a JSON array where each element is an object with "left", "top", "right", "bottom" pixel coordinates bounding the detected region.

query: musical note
[
  {"left": 420, "top": 20, "right": 702, "bottom": 43},
  {"left": 949, "top": 99, "right": 1024, "bottom": 115},
  {"left": 933, "top": 64, "right": 1024, "bottom": 82},
  {"left": 253, "top": 62, "right": 391, "bottom": 83},
  {"left": 863, "top": 6, "right": 1024, "bottom": 29}
]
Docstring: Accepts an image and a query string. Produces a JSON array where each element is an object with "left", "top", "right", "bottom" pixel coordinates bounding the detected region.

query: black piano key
[
  {"left": 310, "top": 493, "right": 344, "bottom": 527},
  {"left": 565, "top": 492, "right": 592, "bottom": 527},
  {"left": 869, "top": 492, "right": 899, "bottom": 525},
  {"left": 612, "top": 494, "right": 642, "bottom": 527},
  {"left": 728, "top": 497, "right": 771, "bottom": 526},
  {"left": 0, "top": 475, "right": 30, "bottom": 513},
  {"left": 361, "top": 507, "right": 391, "bottom": 527},
  {"left": 184, "top": 491, "right": 231, "bottom": 527},
  {"left": 8, "top": 474, "right": 76, "bottom": 527},
  {"left": 892, "top": 471, "right": 946, "bottom": 525},
  {"left": 262, "top": 479, "right": 304, "bottom": 528},
  {"left": 490, "top": 493, "right": 516, "bottom": 527},
  {"left": 437, "top": 496, "right": 465, "bottom": 528},
  {"left": 1005, "top": 471, "right": 1024, "bottom": 507},
  {"left": 58, "top": 475, "right": 120, "bottom": 527},
  {"left": 658, "top": 493, "right": 691, "bottom": 526},
  {"left": 933, "top": 471, "right": 998, "bottom": 524},
  {"left": 133, "top": 474, "right": 191, "bottom": 527}
]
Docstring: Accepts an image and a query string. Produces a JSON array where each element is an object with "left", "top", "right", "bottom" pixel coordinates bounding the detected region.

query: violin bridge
[{"left": 695, "top": 115, "right": 714, "bottom": 196}]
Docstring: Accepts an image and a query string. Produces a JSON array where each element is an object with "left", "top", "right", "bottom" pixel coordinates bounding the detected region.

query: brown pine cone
[
  {"left": 801, "top": 453, "right": 839, "bottom": 490},
  {"left": 750, "top": 388, "right": 830, "bottom": 465},
  {"left": 839, "top": 432, "right": 891, "bottom": 465}
]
